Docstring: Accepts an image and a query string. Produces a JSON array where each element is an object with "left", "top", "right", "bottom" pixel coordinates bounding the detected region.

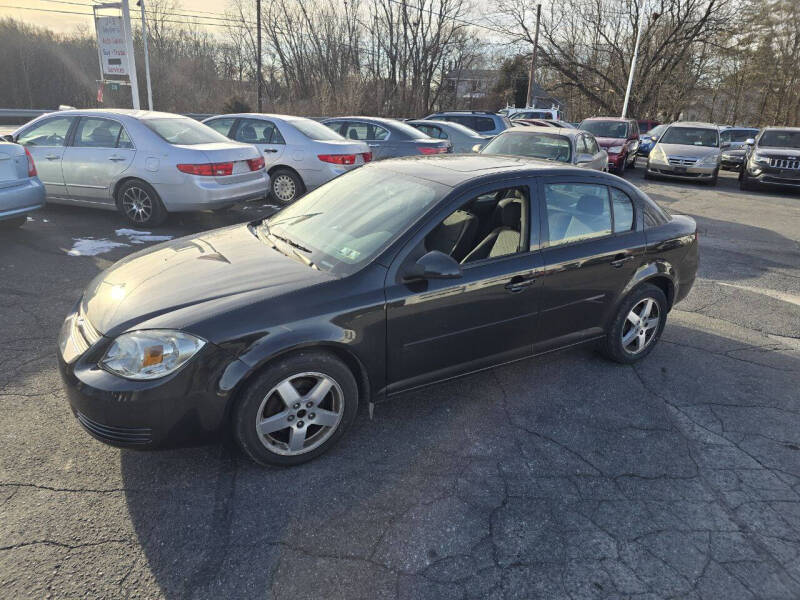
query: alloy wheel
[
  {"left": 273, "top": 175, "right": 297, "bottom": 203},
  {"left": 122, "top": 186, "right": 153, "bottom": 223},
  {"left": 255, "top": 372, "right": 344, "bottom": 456},
  {"left": 621, "top": 297, "right": 660, "bottom": 354}
]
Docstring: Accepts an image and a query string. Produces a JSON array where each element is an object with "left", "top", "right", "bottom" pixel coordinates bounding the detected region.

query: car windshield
[
  {"left": 481, "top": 131, "right": 572, "bottom": 162},
  {"left": 758, "top": 130, "right": 800, "bottom": 149},
  {"left": 645, "top": 124, "right": 667, "bottom": 138},
  {"left": 143, "top": 118, "right": 230, "bottom": 145},
  {"left": 580, "top": 120, "right": 629, "bottom": 139},
  {"left": 724, "top": 129, "right": 758, "bottom": 143},
  {"left": 660, "top": 126, "right": 719, "bottom": 147},
  {"left": 291, "top": 118, "right": 345, "bottom": 141},
  {"left": 262, "top": 167, "right": 447, "bottom": 276}
]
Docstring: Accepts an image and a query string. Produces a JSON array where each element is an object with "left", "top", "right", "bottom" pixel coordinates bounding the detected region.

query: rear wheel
[
  {"left": 599, "top": 283, "right": 668, "bottom": 364},
  {"left": 0, "top": 215, "right": 27, "bottom": 229},
  {"left": 270, "top": 168, "right": 304, "bottom": 204},
  {"left": 233, "top": 351, "right": 359, "bottom": 466},
  {"left": 116, "top": 179, "right": 167, "bottom": 227}
]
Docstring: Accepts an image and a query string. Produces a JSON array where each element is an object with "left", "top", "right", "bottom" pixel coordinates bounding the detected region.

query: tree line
[{"left": 0, "top": 0, "right": 798, "bottom": 125}]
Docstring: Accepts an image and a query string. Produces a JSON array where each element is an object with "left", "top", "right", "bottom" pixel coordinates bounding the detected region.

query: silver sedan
[
  {"left": 406, "top": 119, "right": 491, "bottom": 153},
  {"left": 204, "top": 113, "right": 371, "bottom": 204},
  {"left": 8, "top": 109, "right": 269, "bottom": 226},
  {"left": 478, "top": 126, "right": 608, "bottom": 170}
]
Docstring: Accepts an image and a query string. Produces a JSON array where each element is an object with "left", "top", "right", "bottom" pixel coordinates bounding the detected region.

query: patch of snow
[
  {"left": 115, "top": 228, "right": 173, "bottom": 244},
  {"left": 67, "top": 238, "right": 129, "bottom": 257}
]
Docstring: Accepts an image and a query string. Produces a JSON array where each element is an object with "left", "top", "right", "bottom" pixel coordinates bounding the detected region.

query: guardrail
[{"left": 0, "top": 109, "right": 215, "bottom": 122}]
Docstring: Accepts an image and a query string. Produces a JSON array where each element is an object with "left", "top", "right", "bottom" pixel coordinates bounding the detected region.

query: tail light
[
  {"left": 318, "top": 154, "right": 357, "bottom": 165},
  {"left": 418, "top": 146, "right": 448, "bottom": 155},
  {"left": 362, "top": 152, "right": 372, "bottom": 163},
  {"left": 25, "top": 147, "right": 37, "bottom": 177},
  {"left": 177, "top": 162, "right": 234, "bottom": 176},
  {"left": 248, "top": 156, "right": 265, "bottom": 171}
]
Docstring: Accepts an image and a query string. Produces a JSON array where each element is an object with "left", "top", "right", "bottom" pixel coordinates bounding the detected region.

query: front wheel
[
  {"left": 707, "top": 169, "right": 719, "bottom": 186},
  {"left": 116, "top": 179, "right": 167, "bottom": 227},
  {"left": 0, "top": 215, "right": 27, "bottom": 229},
  {"left": 740, "top": 172, "right": 756, "bottom": 191},
  {"left": 599, "top": 283, "right": 668, "bottom": 364},
  {"left": 233, "top": 351, "right": 359, "bottom": 466}
]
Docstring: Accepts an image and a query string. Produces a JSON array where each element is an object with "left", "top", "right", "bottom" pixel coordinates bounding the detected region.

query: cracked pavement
[{"left": 1, "top": 167, "right": 799, "bottom": 599}]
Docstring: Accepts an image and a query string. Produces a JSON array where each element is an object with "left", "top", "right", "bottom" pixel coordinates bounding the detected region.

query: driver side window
[
  {"left": 425, "top": 186, "right": 528, "bottom": 264},
  {"left": 17, "top": 117, "right": 74, "bottom": 147}
]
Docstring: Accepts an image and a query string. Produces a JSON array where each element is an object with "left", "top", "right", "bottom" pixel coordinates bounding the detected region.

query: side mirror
[
  {"left": 745, "top": 138, "right": 755, "bottom": 146},
  {"left": 403, "top": 250, "right": 462, "bottom": 281},
  {"left": 472, "top": 143, "right": 482, "bottom": 153},
  {"left": 0, "top": 134, "right": 14, "bottom": 143}
]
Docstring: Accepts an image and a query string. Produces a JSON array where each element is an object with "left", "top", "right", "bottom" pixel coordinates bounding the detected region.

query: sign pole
[
  {"left": 621, "top": 0, "right": 645, "bottom": 118},
  {"left": 120, "top": 0, "right": 140, "bottom": 109},
  {"left": 138, "top": 0, "right": 153, "bottom": 110}
]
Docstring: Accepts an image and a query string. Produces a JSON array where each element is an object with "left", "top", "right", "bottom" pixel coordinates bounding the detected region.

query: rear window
[
  {"left": 482, "top": 131, "right": 571, "bottom": 163},
  {"left": 143, "top": 118, "right": 230, "bottom": 145},
  {"left": 580, "top": 120, "right": 629, "bottom": 139},
  {"left": 291, "top": 118, "right": 345, "bottom": 141}
]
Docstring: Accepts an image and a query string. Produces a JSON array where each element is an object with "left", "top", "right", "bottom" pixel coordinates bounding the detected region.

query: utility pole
[
  {"left": 120, "top": 0, "right": 140, "bottom": 109},
  {"left": 621, "top": 0, "right": 646, "bottom": 118},
  {"left": 525, "top": 3, "right": 541, "bottom": 109},
  {"left": 137, "top": 0, "right": 153, "bottom": 110},
  {"left": 256, "top": 0, "right": 263, "bottom": 112}
]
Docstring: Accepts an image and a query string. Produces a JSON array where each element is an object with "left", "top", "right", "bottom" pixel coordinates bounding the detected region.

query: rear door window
[
  {"left": 611, "top": 188, "right": 635, "bottom": 232},
  {"left": 473, "top": 117, "right": 496, "bottom": 132},
  {"left": 73, "top": 117, "right": 123, "bottom": 148},
  {"left": 544, "top": 183, "right": 612, "bottom": 246},
  {"left": 236, "top": 119, "right": 284, "bottom": 144}
]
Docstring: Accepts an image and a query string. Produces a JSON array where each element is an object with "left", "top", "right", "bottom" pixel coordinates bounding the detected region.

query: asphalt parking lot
[{"left": 1, "top": 165, "right": 799, "bottom": 599}]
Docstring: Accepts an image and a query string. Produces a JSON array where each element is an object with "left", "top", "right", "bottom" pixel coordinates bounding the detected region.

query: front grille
[
  {"left": 668, "top": 157, "right": 698, "bottom": 166},
  {"left": 768, "top": 157, "right": 800, "bottom": 169},
  {"left": 76, "top": 411, "right": 152, "bottom": 445}
]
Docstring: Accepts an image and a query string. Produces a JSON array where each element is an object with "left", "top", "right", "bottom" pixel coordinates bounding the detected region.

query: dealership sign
[{"left": 95, "top": 16, "right": 129, "bottom": 76}]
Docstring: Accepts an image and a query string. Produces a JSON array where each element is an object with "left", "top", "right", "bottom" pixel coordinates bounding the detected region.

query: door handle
[
  {"left": 44, "top": 154, "right": 60, "bottom": 160},
  {"left": 263, "top": 148, "right": 279, "bottom": 153},
  {"left": 108, "top": 155, "right": 126, "bottom": 161},
  {"left": 610, "top": 254, "right": 635, "bottom": 268},
  {"left": 505, "top": 277, "right": 536, "bottom": 293}
]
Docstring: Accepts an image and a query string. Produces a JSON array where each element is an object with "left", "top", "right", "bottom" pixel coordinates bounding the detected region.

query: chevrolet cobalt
[{"left": 58, "top": 156, "right": 698, "bottom": 466}]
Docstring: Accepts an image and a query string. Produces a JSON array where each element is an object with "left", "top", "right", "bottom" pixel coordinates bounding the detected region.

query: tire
[
  {"left": 233, "top": 350, "right": 359, "bottom": 466},
  {"left": 0, "top": 215, "right": 27, "bottom": 229},
  {"left": 270, "top": 168, "right": 304, "bottom": 205},
  {"left": 116, "top": 179, "right": 167, "bottom": 227},
  {"left": 599, "top": 283, "right": 668, "bottom": 364},
  {"left": 643, "top": 161, "right": 654, "bottom": 180},
  {"left": 627, "top": 153, "right": 635, "bottom": 170},
  {"left": 740, "top": 172, "right": 755, "bottom": 191},
  {"left": 707, "top": 169, "right": 719, "bottom": 186}
]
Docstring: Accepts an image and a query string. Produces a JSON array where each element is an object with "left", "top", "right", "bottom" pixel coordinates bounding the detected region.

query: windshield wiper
[{"left": 269, "top": 231, "right": 312, "bottom": 254}]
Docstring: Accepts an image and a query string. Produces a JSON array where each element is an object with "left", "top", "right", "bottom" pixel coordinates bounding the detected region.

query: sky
[{"left": 0, "top": 0, "right": 235, "bottom": 35}]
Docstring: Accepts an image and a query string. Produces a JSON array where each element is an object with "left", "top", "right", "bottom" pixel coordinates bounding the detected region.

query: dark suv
[
  {"left": 423, "top": 111, "right": 511, "bottom": 137},
  {"left": 579, "top": 117, "right": 640, "bottom": 173},
  {"left": 740, "top": 127, "right": 800, "bottom": 190}
]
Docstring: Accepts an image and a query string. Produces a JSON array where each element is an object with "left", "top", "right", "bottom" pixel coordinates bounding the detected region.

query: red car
[{"left": 578, "top": 117, "right": 640, "bottom": 173}]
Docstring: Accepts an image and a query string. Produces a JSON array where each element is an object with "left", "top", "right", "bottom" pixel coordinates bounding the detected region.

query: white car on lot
[
  {"left": 7, "top": 109, "right": 269, "bottom": 226},
  {"left": 204, "top": 114, "right": 371, "bottom": 204}
]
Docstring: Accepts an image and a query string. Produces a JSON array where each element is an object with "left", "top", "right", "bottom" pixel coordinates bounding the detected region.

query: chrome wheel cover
[
  {"left": 255, "top": 372, "right": 344, "bottom": 456},
  {"left": 621, "top": 297, "right": 660, "bottom": 354},
  {"left": 273, "top": 174, "right": 297, "bottom": 203},
  {"left": 122, "top": 186, "right": 153, "bottom": 223}
]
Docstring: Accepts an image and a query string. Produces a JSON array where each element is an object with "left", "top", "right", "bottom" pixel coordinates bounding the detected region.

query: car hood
[
  {"left": 81, "top": 223, "right": 332, "bottom": 337},
  {"left": 657, "top": 143, "right": 719, "bottom": 157},
  {"left": 594, "top": 137, "right": 626, "bottom": 148},
  {"left": 753, "top": 147, "right": 800, "bottom": 158}
]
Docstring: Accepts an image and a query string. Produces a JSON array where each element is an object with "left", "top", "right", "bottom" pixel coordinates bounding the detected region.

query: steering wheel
[
  {"left": 555, "top": 149, "right": 569, "bottom": 162},
  {"left": 47, "top": 134, "right": 65, "bottom": 145}
]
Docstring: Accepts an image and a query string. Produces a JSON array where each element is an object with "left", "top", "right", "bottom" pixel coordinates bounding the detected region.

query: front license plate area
[{"left": 674, "top": 166, "right": 687, "bottom": 173}]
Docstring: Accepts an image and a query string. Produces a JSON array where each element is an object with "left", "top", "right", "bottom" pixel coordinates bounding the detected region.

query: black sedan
[{"left": 58, "top": 156, "right": 698, "bottom": 466}]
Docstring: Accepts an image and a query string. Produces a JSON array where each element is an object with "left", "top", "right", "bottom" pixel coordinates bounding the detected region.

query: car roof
[
  {"left": 51, "top": 109, "right": 188, "bottom": 120},
  {"left": 761, "top": 126, "right": 800, "bottom": 132},
  {"left": 502, "top": 125, "right": 581, "bottom": 138},
  {"left": 214, "top": 113, "right": 314, "bottom": 123},
  {"left": 580, "top": 116, "right": 634, "bottom": 122},
  {"left": 366, "top": 154, "right": 604, "bottom": 187},
  {"left": 666, "top": 121, "right": 718, "bottom": 129}
]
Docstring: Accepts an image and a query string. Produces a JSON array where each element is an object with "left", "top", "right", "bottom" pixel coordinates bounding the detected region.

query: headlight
[
  {"left": 696, "top": 153, "right": 719, "bottom": 166},
  {"left": 753, "top": 152, "right": 770, "bottom": 165},
  {"left": 101, "top": 330, "right": 205, "bottom": 380},
  {"left": 608, "top": 145, "right": 624, "bottom": 153},
  {"left": 650, "top": 146, "right": 667, "bottom": 163}
]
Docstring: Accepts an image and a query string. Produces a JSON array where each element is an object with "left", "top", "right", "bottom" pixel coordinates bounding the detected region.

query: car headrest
[
  {"left": 240, "top": 125, "right": 257, "bottom": 141},
  {"left": 498, "top": 198, "right": 522, "bottom": 228},
  {"left": 348, "top": 128, "right": 359, "bottom": 140},
  {"left": 577, "top": 194, "right": 605, "bottom": 215},
  {"left": 90, "top": 127, "right": 115, "bottom": 144}
]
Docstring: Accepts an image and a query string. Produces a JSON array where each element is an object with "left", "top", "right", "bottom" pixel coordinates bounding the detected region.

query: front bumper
[
  {"left": 57, "top": 309, "right": 238, "bottom": 449},
  {"left": 746, "top": 165, "right": 800, "bottom": 187},
  {"left": 607, "top": 153, "right": 625, "bottom": 170},
  {"left": 720, "top": 157, "right": 744, "bottom": 171},
  {"left": 647, "top": 161, "right": 717, "bottom": 180},
  {"left": 153, "top": 171, "right": 270, "bottom": 212}
]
